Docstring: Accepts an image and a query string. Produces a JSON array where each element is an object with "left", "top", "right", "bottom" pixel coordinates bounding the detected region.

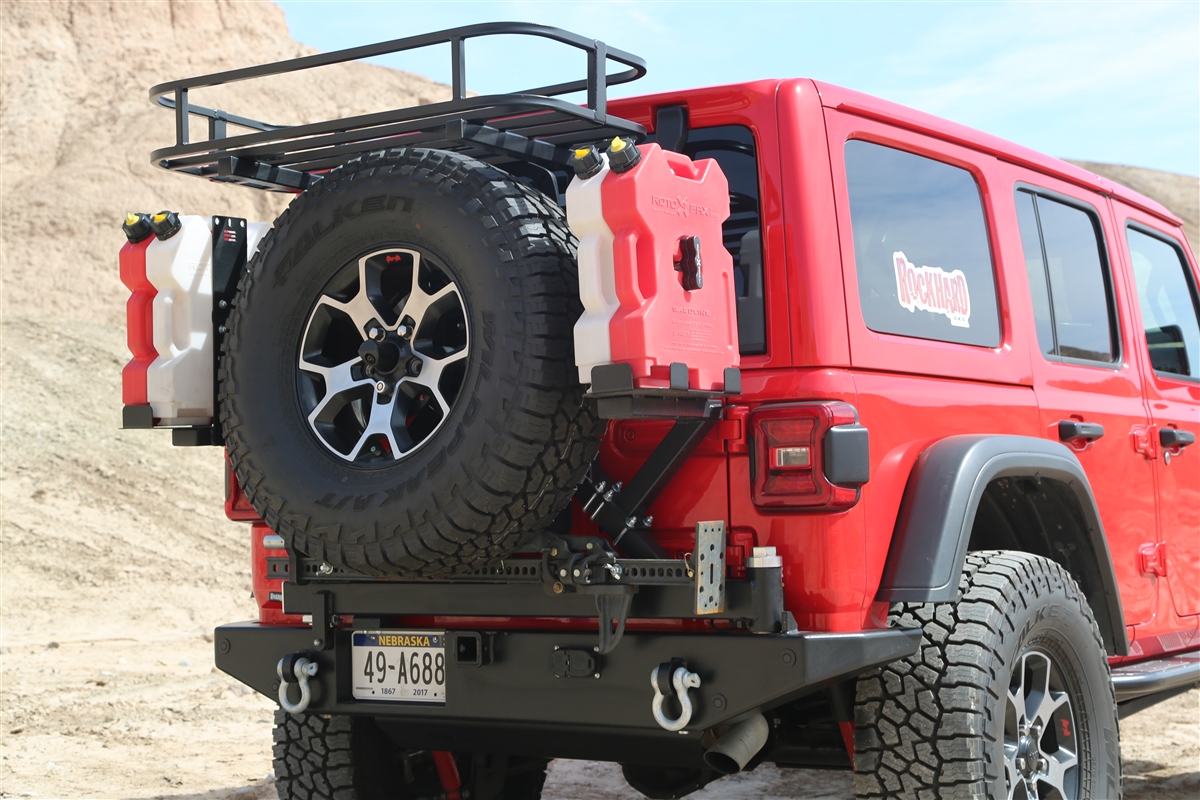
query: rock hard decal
[{"left": 892, "top": 251, "right": 971, "bottom": 328}]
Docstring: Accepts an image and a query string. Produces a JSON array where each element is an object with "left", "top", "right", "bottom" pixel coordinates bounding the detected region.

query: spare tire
[{"left": 220, "top": 148, "right": 600, "bottom": 576}]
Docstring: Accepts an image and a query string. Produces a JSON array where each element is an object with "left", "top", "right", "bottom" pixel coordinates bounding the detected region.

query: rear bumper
[{"left": 215, "top": 621, "right": 919, "bottom": 765}]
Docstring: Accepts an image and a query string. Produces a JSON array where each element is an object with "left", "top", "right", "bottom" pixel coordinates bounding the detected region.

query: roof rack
[{"left": 148, "top": 22, "right": 648, "bottom": 192}]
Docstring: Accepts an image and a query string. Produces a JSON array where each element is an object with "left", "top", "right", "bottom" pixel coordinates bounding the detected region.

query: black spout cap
[
  {"left": 607, "top": 137, "right": 642, "bottom": 173},
  {"left": 149, "top": 210, "right": 182, "bottom": 241},
  {"left": 570, "top": 144, "right": 606, "bottom": 179},
  {"left": 122, "top": 213, "right": 154, "bottom": 244}
]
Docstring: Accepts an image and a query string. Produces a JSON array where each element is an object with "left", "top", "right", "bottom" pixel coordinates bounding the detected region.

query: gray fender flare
[{"left": 877, "top": 435, "right": 1126, "bottom": 655}]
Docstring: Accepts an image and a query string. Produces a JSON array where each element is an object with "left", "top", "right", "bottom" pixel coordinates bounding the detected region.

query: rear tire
[
  {"left": 853, "top": 551, "right": 1121, "bottom": 799},
  {"left": 221, "top": 148, "right": 600, "bottom": 577},
  {"left": 272, "top": 710, "right": 549, "bottom": 800}
]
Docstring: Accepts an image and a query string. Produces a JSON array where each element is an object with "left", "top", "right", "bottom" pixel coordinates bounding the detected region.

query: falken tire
[
  {"left": 272, "top": 710, "right": 549, "bottom": 800},
  {"left": 221, "top": 148, "right": 600, "bottom": 576},
  {"left": 853, "top": 551, "right": 1121, "bottom": 799}
]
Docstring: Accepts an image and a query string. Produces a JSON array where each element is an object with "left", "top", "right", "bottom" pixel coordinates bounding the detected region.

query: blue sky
[{"left": 276, "top": 1, "right": 1199, "bottom": 176}]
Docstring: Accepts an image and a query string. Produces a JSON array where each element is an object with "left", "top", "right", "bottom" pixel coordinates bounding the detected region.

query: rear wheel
[
  {"left": 272, "top": 710, "right": 549, "bottom": 800},
  {"left": 221, "top": 147, "right": 600, "bottom": 577},
  {"left": 853, "top": 551, "right": 1121, "bottom": 799}
]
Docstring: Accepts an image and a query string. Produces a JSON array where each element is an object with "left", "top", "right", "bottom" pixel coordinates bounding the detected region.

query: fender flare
[{"left": 877, "top": 435, "right": 1127, "bottom": 656}]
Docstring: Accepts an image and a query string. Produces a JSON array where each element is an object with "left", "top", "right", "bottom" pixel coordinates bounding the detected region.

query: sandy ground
[{"left": 2, "top": 2, "right": 1198, "bottom": 799}]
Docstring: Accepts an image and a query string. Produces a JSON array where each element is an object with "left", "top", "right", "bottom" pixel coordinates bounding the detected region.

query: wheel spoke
[
  {"left": 300, "top": 358, "right": 371, "bottom": 424},
  {"left": 348, "top": 392, "right": 402, "bottom": 460},
  {"left": 314, "top": 256, "right": 397, "bottom": 336},
  {"left": 399, "top": 258, "right": 462, "bottom": 330},
  {"left": 1035, "top": 691, "right": 1070, "bottom": 731},
  {"left": 401, "top": 348, "right": 468, "bottom": 415},
  {"left": 1041, "top": 749, "right": 1077, "bottom": 797},
  {"left": 1022, "top": 652, "right": 1052, "bottom": 722}
]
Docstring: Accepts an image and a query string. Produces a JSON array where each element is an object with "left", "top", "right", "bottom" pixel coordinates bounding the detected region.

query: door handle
[
  {"left": 1159, "top": 428, "right": 1196, "bottom": 449},
  {"left": 1058, "top": 420, "right": 1105, "bottom": 443}
]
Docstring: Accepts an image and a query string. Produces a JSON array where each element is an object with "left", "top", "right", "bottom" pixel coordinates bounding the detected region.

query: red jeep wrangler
[{"left": 120, "top": 23, "right": 1199, "bottom": 800}]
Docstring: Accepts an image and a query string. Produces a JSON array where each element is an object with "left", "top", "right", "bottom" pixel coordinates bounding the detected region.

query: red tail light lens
[{"left": 750, "top": 402, "right": 867, "bottom": 509}]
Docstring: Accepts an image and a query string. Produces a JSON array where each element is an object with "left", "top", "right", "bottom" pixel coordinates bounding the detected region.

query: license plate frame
[{"left": 351, "top": 630, "right": 447, "bottom": 703}]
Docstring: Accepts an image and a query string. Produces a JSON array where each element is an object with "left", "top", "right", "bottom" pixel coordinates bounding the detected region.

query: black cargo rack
[{"left": 148, "top": 22, "right": 648, "bottom": 193}]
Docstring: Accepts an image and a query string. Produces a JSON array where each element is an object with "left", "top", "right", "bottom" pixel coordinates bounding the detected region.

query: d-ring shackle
[
  {"left": 277, "top": 652, "right": 319, "bottom": 714},
  {"left": 651, "top": 659, "right": 702, "bottom": 732}
]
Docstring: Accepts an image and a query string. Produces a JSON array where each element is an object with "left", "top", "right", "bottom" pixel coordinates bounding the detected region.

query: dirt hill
[
  {"left": 1, "top": 3, "right": 1197, "bottom": 798},
  {"left": 1068, "top": 160, "right": 1199, "bottom": 254}
]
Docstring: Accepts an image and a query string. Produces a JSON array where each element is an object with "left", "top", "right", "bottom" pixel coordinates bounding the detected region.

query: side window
[
  {"left": 1013, "top": 189, "right": 1118, "bottom": 363},
  {"left": 844, "top": 140, "right": 1000, "bottom": 347},
  {"left": 1126, "top": 225, "right": 1200, "bottom": 379}
]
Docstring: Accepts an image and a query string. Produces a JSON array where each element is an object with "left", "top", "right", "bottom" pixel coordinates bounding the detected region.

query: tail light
[{"left": 750, "top": 402, "right": 869, "bottom": 509}]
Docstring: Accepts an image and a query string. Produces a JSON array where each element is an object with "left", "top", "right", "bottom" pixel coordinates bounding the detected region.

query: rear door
[
  {"left": 1111, "top": 207, "right": 1200, "bottom": 618},
  {"left": 1009, "top": 175, "right": 1158, "bottom": 627}
]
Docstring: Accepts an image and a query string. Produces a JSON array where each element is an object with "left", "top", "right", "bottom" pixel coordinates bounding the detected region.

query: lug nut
[
  {"left": 375, "top": 381, "right": 387, "bottom": 393},
  {"left": 397, "top": 324, "right": 411, "bottom": 339},
  {"left": 368, "top": 327, "right": 386, "bottom": 341},
  {"left": 406, "top": 357, "right": 422, "bottom": 376}
]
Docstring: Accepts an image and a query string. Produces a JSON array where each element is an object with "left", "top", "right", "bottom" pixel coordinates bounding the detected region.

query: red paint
[
  {"left": 605, "top": 79, "right": 1199, "bottom": 653},
  {"left": 838, "top": 720, "right": 856, "bottom": 760},
  {"left": 431, "top": 751, "right": 462, "bottom": 800},
  {"left": 250, "top": 522, "right": 303, "bottom": 626},
  {"left": 601, "top": 142, "right": 739, "bottom": 390},
  {"left": 225, "top": 455, "right": 264, "bottom": 523},
  {"left": 119, "top": 236, "right": 156, "bottom": 406}
]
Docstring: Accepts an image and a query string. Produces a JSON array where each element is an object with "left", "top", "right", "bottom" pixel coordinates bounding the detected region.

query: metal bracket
[
  {"left": 575, "top": 399, "right": 722, "bottom": 557},
  {"left": 694, "top": 521, "right": 727, "bottom": 615},
  {"left": 445, "top": 120, "right": 571, "bottom": 169},
  {"left": 309, "top": 590, "right": 335, "bottom": 650},
  {"left": 582, "top": 585, "right": 635, "bottom": 654}
]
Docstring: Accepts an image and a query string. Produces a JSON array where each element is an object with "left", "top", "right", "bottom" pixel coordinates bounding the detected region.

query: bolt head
[
  {"left": 313, "top": 639, "right": 321, "bottom": 646},
  {"left": 368, "top": 327, "right": 384, "bottom": 341},
  {"left": 375, "top": 380, "right": 387, "bottom": 393},
  {"left": 218, "top": 300, "right": 229, "bottom": 309},
  {"left": 573, "top": 568, "right": 581, "bottom": 577},
  {"left": 586, "top": 542, "right": 594, "bottom": 550},
  {"left": 552, "top": 581, "right": 564, "bottom": 594},
  {"left": 550, "top": 548, "right": 558, "bottom": 556}
]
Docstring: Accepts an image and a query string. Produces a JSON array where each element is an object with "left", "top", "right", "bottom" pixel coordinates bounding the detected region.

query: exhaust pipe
[{"left": 702, "top": 713, "right": 770, "bottom": 775}]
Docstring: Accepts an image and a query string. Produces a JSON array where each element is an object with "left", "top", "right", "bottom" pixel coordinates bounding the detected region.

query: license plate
[{"left": 351, "top": 630, "right": 446, "bottom": 703}]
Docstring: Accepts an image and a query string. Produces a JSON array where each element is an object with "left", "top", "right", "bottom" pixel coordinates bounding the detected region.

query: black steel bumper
[{"left": 215, "top": 621, "right": 919, "bottom": 765}]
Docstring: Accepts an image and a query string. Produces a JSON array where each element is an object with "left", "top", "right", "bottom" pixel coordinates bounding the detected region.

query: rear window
[{"left": 844, "top": 140, "right": 1000, "bottom": 348}]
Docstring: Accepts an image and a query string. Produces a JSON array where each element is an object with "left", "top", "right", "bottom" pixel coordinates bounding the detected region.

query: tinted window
[
  {"left": 1015, "top": 190, "right": 1118, "bottom": 363},
  {"left": 845, "top": 141, "right": 1000, "bottom": 347},
  {"left": 1015, "top": 192, "right": 1055, "bottom": 356},
  {"left": 1037, "top": 198, "right": 1116, "bottom": 362},
  {"left": 1126, "top": 226, "right": 1200, "bottom": 379}
]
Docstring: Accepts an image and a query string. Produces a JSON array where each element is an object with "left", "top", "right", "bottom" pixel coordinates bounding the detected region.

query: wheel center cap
[
  {"left": 1017, "top": 734, "right": 1041, "bottom": 779},
  {"left": 359, "top": 333, "right": 411, "bottom": 377}
]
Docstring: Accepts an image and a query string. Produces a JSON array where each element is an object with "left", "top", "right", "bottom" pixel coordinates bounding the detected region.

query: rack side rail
[{"left": 148, "top": 22, "right": 648, "bottom": 192}]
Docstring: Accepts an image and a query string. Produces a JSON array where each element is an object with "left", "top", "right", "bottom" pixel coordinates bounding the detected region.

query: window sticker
[{"left": 893, "top": 251, "right": 971, "bottom": 328}]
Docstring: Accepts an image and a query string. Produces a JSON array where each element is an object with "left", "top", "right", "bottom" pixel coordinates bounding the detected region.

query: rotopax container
[
  {"left": 571, "top": 143, "right": 739, "bottom": 391},
  {"left": 121, "top": 216, "right": 269, "bottom": 427}
]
